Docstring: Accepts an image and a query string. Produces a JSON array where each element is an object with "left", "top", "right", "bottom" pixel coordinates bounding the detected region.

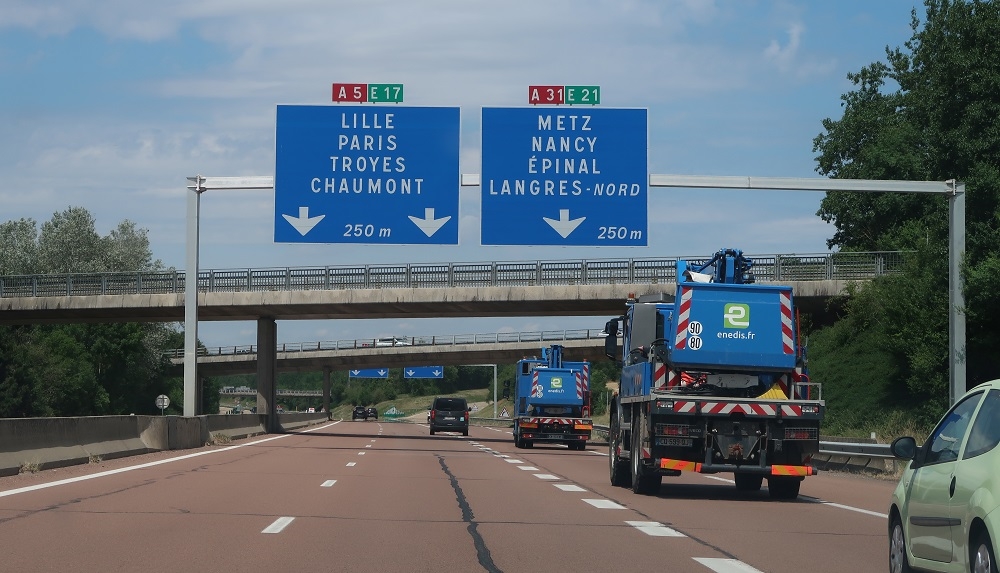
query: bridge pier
[
  {"left": 323, "top": 367, "right": 332, "bottom": 414},
  {"left": 257, "top": 317, "right": 278, "bottom": 432}
]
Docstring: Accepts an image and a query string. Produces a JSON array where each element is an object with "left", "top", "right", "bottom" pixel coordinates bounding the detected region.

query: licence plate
[
  {"left": 542, "top": 434, "right": 563, "bottom": 439},
  {"left": 443, "top": 416, "right": 455, "bottom": 420},
  {"left": 656, "top": 437, "right": 694, "bottom": 447}
]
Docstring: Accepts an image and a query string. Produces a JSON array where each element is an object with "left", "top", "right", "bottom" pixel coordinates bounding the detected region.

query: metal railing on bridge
[
  {"left": 164, "top": 328, "right": 610, "bottom": 359},
  {"left": 1, "top": 251, "right": 904, "bottom": 298}
]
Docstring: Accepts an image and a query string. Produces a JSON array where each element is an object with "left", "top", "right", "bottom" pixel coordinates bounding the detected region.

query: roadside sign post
[{"left": 155, "top": 394, "right": 170, "bottom": 416}]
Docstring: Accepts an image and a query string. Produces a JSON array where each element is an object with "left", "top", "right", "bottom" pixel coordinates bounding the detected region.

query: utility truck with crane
[
  {"left": 603, "top": 248, "right": 823, "bottom": 499},
  {"left": 512, "top": 345, "right": 593, "bottom": 450}
]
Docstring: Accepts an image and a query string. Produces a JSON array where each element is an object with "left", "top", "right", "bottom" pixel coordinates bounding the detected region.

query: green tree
[{"left": 811, "top": 0, "right": 1000, "bottom": 420}]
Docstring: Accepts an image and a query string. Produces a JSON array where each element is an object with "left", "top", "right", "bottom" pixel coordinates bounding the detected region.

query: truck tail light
[
  {"left": 784, "top": 428, "right": 817, "bottom": 440},
  {"left": 655, "top": 423, "right": 692, "bottom": 436}
]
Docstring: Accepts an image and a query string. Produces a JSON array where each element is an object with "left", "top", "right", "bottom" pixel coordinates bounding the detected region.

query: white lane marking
[
  {"left": 693, "top": 558, "right": 764, "bottom": 573},
  {"left": 704, "top": 475, "right": 734, "bottom": 484},
  {"left": 0, "top": 433, "right": 291, "bottom": 499},
  {"left": 497, "top": 454, "right": 510, "bottom": 458},
  {"left": 590, "top": 450, "right": 608, "bottom": 456},
  {"left": 370, "top": 439, "right": 376, "bottom": 442},
  {"left": 347, "top": 462, "right": 357, "bottom": 467},
  {"left": 262, "top": 516, "right": 295, "bottom": 534},
  {"left": 554, "top": 484, "right": 586, "bottom": 492},
  {"left": 302, "top": 421, "right": 342, "bottom": 433},
  {"left": 625, "top": 520, "right": 685, "bottom": 537},
  {"left": 534, "top": 474, "right": 560, "bottom": 480},
  {"left": 518, "top": 466, "right": 539, "bottom": 471},
  {"left": 365, "top": 445, "right": 371, "bottom": 448},
  {"left": 358, "top": 452, "right": 366, "bottom": 455},
  {"left": 806, "top": 498, "right": 888, "bottom": 519},
  {"left": 583, "top": 499, "right": 626, "bottom": 509},
  {"left": 505, "top": 459, "right": 524, "bottom": 464},
  {"left": 321, "top": 480, "right": 337, "bottom": 487}
]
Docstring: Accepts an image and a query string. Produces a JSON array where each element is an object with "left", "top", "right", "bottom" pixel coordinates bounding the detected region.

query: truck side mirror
[{"left": 603, "top": 318, "right": 621, "bottom": 362}]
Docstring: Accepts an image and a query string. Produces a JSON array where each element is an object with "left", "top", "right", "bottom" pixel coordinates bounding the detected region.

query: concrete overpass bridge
[
  {"left": 0, "top": 251, "right": 899, "bottom": 324},
  {"left": 168, "top": 328, "right": 610, "bottom": 377},
  {"left": 1, "top": 251, "right": 902, "bottom": 418}
]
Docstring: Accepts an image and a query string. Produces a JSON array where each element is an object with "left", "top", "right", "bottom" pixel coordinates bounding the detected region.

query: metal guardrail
[
  {"left": 1, "top": 251, "right": 904, "bottom": 298},
  {"left": 166, "top": 328, "right": 611, "bottom": 359}
]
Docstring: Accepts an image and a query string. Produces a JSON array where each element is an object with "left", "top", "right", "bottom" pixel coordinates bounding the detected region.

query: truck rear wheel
[
  {"left": 767, "top": 476, "right": 801, "bottom": 500},
  {"left": 630, "top": 416, "right": 661, "bottom": 495}
]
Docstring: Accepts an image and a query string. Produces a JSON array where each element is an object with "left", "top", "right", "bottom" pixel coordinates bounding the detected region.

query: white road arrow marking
[
  {"left": 543, "top": 209, "right": 585, "bottom": 238},
  {"left": 282, "top": 207, "right": 325, "bottom": 236},
  {"left": 408, "top": 208, "right": 451, "bottom": 237}
]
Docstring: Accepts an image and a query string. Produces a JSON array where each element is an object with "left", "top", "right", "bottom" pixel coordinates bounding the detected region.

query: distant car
[
  {"left": 367, "top": 407, "right": 378, "bottom": 419},
  {"left": 429, "top": 396, "right": 469, "bottom": 436},
  {"left": 374, "top": 337, "right": 411, "bottom": 347},
  {"left": 352, "top": 406, "right": 368, "bottom": 421},
  {"left": 307, "top": 407, "right": 315, "bottom": 413},
  {"left": 888, "top": 378, "right": 1000, "bottom": 573}
]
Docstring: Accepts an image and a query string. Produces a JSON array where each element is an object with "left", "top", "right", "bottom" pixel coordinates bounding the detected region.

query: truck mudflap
[{"left": 657, "top": 458, "right": 817, "bottom": 476}]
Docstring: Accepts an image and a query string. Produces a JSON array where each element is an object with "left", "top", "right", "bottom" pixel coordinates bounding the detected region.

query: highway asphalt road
[{"left": 0, "top": 420, "right": 893, "bottom": 573}]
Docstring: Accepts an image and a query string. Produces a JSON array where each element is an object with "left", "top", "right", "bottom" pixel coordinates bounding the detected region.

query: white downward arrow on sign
[
  {"left": 408, "top": 208, "right": 451, "bottom": 237},
  {"left": 543, "top": 209, "right": 586, "bottom": 238},
  {"left": 282, "top": 207, "right": 325, "bottom": 236}
]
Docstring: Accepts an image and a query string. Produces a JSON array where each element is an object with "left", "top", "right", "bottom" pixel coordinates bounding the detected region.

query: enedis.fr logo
[{"left": 719, "top": 303, "right": 755, "bottom": 340}]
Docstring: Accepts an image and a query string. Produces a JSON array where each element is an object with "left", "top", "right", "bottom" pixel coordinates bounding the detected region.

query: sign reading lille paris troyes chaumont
[
  {"left": 274, "top": 105, "right": 460, "bottom": 245},
  {"left": 480, "top": 105, "right": 647, "bottom": 246}
]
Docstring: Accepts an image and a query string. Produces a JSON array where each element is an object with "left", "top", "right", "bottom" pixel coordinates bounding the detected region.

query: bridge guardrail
[
  {"left": 169, "top": 328, "right": 612, "bottom": 360},
  {"left": 1, "top": 251, "right": 905, "bottom": 298}
]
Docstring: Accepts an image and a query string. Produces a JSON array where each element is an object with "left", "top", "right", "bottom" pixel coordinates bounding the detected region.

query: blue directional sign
[
  {"left": 481, "top": 107, "right": 647, "bottom": 246},
  {"left": 274, "top": 105, "right": 460, "bottom": 245},
  {"left": 404, "top": 366, "right": 444, "bottom": 379},
  {"left": 349, "top": 368, "right": 389, "bottom": 378}
]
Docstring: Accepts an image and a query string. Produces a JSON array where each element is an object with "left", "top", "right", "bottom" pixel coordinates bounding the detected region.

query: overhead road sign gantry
[
  {"left": 480, "top": 106, "right": 647, "bottom": 246},
  {"left": 274, "top": 104, "right": 460, "bottom": 245}
]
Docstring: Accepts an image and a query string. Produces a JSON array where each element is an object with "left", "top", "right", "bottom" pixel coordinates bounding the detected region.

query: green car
[{"left": 889, "top": 379, "right": 1000, "bottom": 573}]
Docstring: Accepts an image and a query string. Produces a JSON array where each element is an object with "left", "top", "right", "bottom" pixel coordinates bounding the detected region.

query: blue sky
[{"left": 1, "top": 0, "right": 923, "bottom": 348}]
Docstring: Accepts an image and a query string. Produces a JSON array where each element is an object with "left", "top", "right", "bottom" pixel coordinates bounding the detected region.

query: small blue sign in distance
[
  {"left": 481, "top": 107, "right": 647, "bottom": 246},
  {"left": 274, "top": 105, "right": 460, "bottom": 245},
  {"left": 404, "top": 366, "right": 444, "bottom": 379},
  {"left": 349, "top": 368, "right": 390, "bottom": 378}
]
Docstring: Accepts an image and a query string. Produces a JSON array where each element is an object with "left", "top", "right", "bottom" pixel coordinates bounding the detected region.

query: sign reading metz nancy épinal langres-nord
[
  {"left": 274, "top": 105, "right": 460, "bottom": 245},
  {"left": 480, "top": 107, "right": 648, "bottom": 246}
]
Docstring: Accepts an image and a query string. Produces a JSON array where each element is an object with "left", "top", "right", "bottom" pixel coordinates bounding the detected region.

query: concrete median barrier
[{"left": 0, "top": 412, "right": 330, "bottom": 477}]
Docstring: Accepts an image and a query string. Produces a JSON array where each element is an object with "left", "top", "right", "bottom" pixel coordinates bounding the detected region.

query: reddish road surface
[{"left": 0, "top": 421, "right": 893, "bottom": 573}]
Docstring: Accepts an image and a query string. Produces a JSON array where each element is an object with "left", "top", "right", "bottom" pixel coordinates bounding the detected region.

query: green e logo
[{"left": 724, "top": 303, "right": 750, "bottom": 329}]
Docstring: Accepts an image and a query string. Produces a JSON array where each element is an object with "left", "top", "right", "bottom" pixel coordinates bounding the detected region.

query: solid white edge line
[
  {"left": 692, "top": 557, "right": 764, "bottom": 573},
  {"left": 0, "top": 433, "right": 292, "bottom": 498},
  {"left": 262, "top": 516, "right": 295, "bottom": 534}
]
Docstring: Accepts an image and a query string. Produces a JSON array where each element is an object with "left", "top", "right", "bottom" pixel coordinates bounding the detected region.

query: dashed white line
[
  {"left": 505, "top": 459, "right": 524, "bottom": 464},
  {"left": 704, "top": 475, "right": 734, "bottom": 484},
  {"left": 518, "top": 466, "right": 539, "bottom": 471},
  {"left": 346, "top": 462, "right": 357, "bottom": 467},
  {"left": 262, "top": 516, "right": 295, "bottom": 534},
  {"left": 693, "top": 558, "right": 764, "bottom": 573},
  {"left": 809, "top": 499, "right": 888, "bottom": 518},
  {"left": 582, "top": 499, "right": 626, "bottom": 509},
  {"left": 365, "top": 445, "right": 371, "bottom": 448},
  {"left": 625, "top": 520, "right": 685, "bottom": 537},
  {"left": 554, "top": 484, "right": 586, "bottom": 492},
  {"left": 358, "top": 452, "right": 366, "bottom": 455},
  {"left": 321, "top": 480, "right": 337, "bottom": 487},
  {"left": 534, "top": 474, "right": 560, "bottom": 480}
]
